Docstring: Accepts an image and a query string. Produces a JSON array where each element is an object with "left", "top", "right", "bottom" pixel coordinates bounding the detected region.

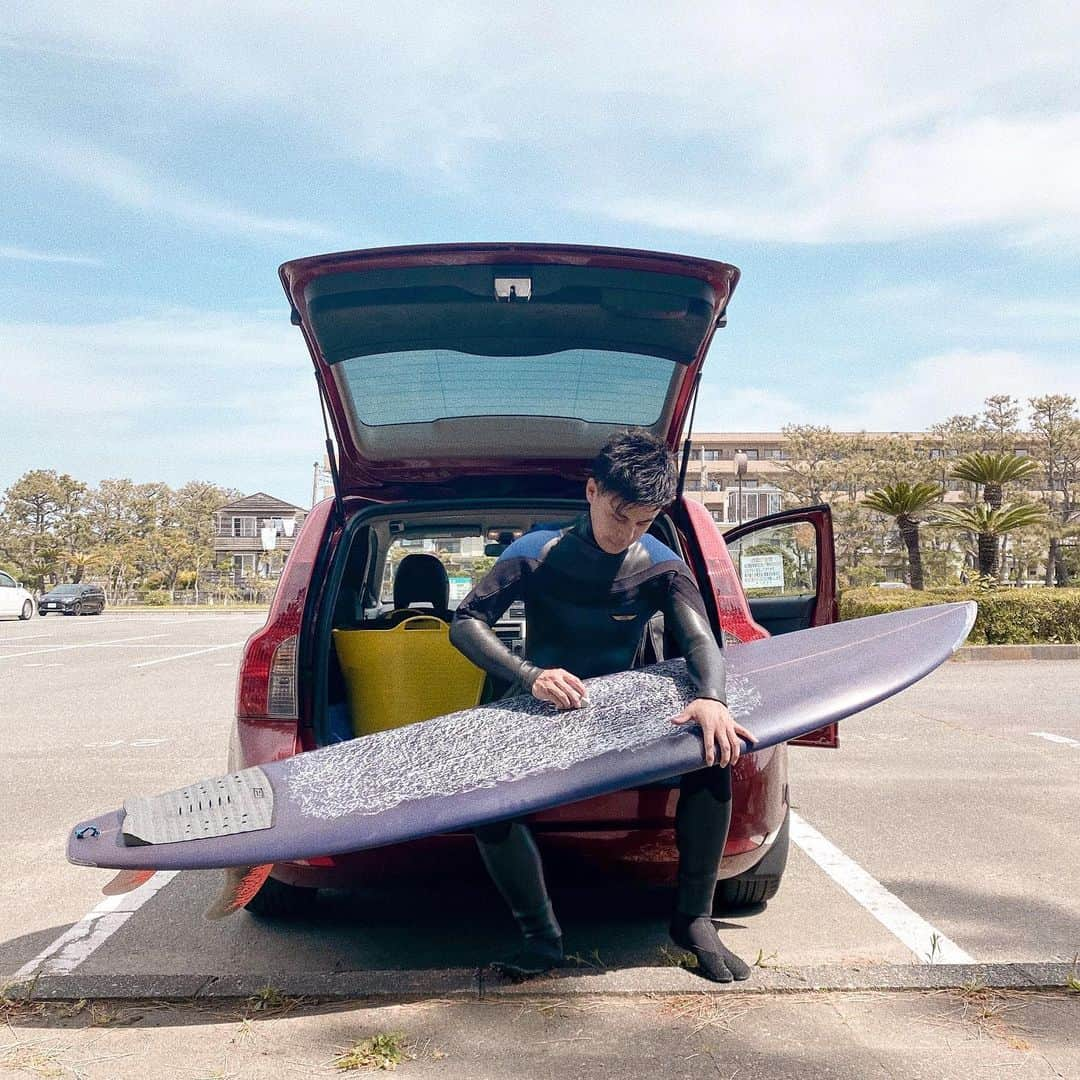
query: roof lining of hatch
[{"left": 280, "top": 244, "right": 739, "bottom": 362}]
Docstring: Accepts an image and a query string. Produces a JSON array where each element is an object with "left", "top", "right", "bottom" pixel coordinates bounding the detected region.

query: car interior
[{"left": 317, "top": 502, "right": 685, "bottom": 747}]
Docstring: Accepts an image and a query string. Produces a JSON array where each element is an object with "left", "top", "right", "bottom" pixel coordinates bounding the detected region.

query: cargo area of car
[{"left": 310, "top": 497, "right": 687, "bottom": 751}]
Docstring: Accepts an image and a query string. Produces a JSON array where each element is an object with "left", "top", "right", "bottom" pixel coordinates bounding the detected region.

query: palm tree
[
  {"left": 950, "top": 452, "right": 1038, "bottom": 510},
  {"left": 862, "top": 482, "right": 943, "bottom": 590},
  {"left": 934, "top": 502, "right": 1047, "bottom": 577}
]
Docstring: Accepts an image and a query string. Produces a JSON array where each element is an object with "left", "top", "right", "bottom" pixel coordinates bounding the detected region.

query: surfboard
[{"left": 67, "top": 602, "right": 975, "bottom": 873}]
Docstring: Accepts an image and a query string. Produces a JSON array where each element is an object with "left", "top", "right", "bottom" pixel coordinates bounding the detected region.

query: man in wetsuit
[{"left": 450, "top": 430, "right": 757, "bottom": 982}]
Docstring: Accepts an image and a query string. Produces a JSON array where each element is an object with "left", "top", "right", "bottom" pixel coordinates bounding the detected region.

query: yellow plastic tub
[{"left": 332, "top": 615, "right": 487, "bottom": 735}]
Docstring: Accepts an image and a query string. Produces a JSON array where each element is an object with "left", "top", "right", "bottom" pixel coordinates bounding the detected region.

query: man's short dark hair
[{"left": 590, "top": 429, "right": 678, "bottom": 508}]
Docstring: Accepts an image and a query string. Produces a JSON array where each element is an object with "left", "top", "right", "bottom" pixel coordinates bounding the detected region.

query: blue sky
[{"left": 3, "top": 3, "right": 1080, "bottom": 509}]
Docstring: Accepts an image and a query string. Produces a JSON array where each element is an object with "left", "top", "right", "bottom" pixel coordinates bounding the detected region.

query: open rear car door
[{"left": 723, "top": 504, "right": 840, "bottom": 748}]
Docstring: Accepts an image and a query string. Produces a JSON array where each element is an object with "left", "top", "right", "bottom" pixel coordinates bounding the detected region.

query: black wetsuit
[{"left": 450, "top": 512, "right": 733, "bottom": 930}]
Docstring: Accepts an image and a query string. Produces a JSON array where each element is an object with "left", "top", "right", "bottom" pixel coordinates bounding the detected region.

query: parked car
[
  {"left": 229, "top": 243, "right": 839, "bottom": 917},
  {"left": 38, "top": 584, "right": 107, "bottom": 616},
  {"left": 0, "top": 570, "right": 35, "bottom": 621}
]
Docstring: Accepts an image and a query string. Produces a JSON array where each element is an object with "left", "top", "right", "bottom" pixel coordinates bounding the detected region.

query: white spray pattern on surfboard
[{"left": 287, "top": 659, "right": 762, "bottom": 821}]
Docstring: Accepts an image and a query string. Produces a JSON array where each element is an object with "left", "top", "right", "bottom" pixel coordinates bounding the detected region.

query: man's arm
[
  {"left": 663, "top": 571, "right": 727, "bottom": 703},
  {"left": 449, "top": 560, "right": 542, "bottom": 691},
  {"left": 663, "top": 569, "right": 756, "bottom": 766}
]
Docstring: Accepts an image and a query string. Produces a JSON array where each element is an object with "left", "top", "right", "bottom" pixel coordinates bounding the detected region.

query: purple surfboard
[{"left": 67, "top": 602, "right": 975, "bottom": 872}]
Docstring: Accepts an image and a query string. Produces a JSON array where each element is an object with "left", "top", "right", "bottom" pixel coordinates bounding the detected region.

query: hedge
[{"left": 840, "top": 586, "right": 1080, "bottom": 645}]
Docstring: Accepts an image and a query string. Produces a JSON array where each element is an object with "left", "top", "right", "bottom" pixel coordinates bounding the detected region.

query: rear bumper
[{"left": 268, "top": 818, "right": 787, "bottom": 891}]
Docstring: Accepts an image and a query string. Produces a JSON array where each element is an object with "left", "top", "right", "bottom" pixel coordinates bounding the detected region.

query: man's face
[{"left": 585, "top": 477, "right": 661, "bottom": 554}]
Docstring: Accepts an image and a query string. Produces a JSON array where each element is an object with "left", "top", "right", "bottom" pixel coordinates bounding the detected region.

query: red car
[{"left": 229, "top": 243, "right": 839, "bottom": 917}]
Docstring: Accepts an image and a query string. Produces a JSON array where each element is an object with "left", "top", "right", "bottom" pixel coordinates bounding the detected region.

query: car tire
[
  {"left": 73, "top": 602, "right": 83, "bottom": 616},
  {"left": 243, "top": 875, "right": 318, "bottom": 919},
  {"left": 20, "top": 600, "right": 34, "bottom": 620},
  {"left": 39, "top": 611, "right": 47, "bottom": 617},
  {"left": 712, "top": 807, "right": 790, "bottom": 914}
]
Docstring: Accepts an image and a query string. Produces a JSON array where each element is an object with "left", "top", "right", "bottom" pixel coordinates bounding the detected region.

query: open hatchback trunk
[{"left": 279, "top": 243, "right": 740, "bottom": 500}]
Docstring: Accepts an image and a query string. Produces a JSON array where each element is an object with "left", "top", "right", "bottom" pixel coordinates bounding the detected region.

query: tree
[
  {"left": 773, "top": 425, "right": 854, "bottom": 505},
  {"left": 862, "top": 482, "right": 943, "bottom": 590},
  {"left": 950, "top": 452, "right": 1038, "bottom": 511},
  {"left": 934, "top": 503, "right": 1048, "bottom": 578},
  {"left": 926, "top": 414, "right": 984, "bottom": 457},
  {"left": 982, "top": 395, "right": 1021, "bottom": 453},
  {"left": 0, "top": 470, "right": 88, "bottom": 590},
  {"left": 1028, "top": 395, "right": 1080, "bottom": 585}
]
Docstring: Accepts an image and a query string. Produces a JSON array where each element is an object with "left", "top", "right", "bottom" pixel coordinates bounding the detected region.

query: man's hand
[
  {"left": 670, "top": 698, "right": 757, "bottom": 767},
  {"left": 531, "top": 668, "right": 588, "bottom": 710}
]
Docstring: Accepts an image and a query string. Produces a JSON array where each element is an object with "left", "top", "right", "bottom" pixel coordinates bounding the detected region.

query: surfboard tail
[{"left": 204, "top": 864, "right": 274, "bottom": 920}]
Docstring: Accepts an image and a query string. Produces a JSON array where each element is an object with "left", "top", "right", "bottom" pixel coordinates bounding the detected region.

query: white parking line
[
  {"left": 12, "top": 872, "right": 179, "bottom": 980},
  {"left": 0, "top": 634, "right": 168, "bottom": 661},
  {"left": 1030, "top": 731, "right": 1080, "bottom": 749},
  {"left": 132, "top": 641, "right": 246, "bottom": 668},
  {"left": 790, "top": 811, "right": 974, "bottom": 964}
]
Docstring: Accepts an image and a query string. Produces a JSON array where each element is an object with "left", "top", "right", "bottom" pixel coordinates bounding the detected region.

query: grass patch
[
  {"left": 566, "top": 948, "right": 606, "bottom": 971},
  {"left": 333, "top": 1032, "right": 415, "bottom": 1072},
  {"left": 243, "top": 984, "right": 305, "bottom": 1016},
  {"left": 658, "top": 945, "right": 698, "bottom": 970}
]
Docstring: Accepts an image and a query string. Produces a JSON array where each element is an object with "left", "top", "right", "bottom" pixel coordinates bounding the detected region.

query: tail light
[{"left": 235, "top": 500, "right": 333, "bottom": 721}]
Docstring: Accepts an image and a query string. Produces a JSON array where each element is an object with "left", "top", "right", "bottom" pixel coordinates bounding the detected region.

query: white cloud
[
  {"left": 0, "top": 311, "right": 325, "bottom": 504},
  {"left": 2, "top": 134, "right": 337, "bottom": 242},
  {"left": 697, "top": 350, "right": 1080, "bottom": 434},
  {"left": 601, "top": 113, "right": 1080, "bottom": 244},
  {"left": 0, "top": 245, "right": 102, "bottom": 266},
  {"left": 7, "top": 3, "right": 1080, "bottom": 246}
]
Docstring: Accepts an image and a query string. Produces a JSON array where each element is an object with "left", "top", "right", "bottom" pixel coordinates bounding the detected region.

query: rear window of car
[{"left": 336, "top": 348, "right": 676, "bottom": 427}]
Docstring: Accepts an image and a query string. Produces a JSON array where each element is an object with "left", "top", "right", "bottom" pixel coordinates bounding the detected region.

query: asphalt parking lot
[{"left": 1, "top": 610, "right": 1077, "bottom": 1076}]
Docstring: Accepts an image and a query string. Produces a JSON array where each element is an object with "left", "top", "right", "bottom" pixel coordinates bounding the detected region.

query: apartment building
[{"left": 682, "top": 431, "right": 1039, "bottom": 530}]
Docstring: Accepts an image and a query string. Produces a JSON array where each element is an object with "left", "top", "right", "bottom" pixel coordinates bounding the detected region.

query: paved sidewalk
[{"left": 3, "top": 986, "right": 1077, "bottom": 1079}]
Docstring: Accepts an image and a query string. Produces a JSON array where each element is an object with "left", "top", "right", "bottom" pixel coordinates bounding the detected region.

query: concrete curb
[
  {"left": 5, "top": 963, "right": 1077, "bottom": 1002},
  {"left": 953, "top": 644, "right": 1080, "bottom": 661}
]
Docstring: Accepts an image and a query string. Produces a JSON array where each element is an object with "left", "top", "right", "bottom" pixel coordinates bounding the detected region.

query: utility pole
[{"left": 734, "top": 451, "right": 749, "bottom": 525}]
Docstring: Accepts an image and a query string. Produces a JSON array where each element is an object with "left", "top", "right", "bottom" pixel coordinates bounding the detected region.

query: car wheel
[
  {"left": 73, "top": 602, "right": 83, "bottom": 616},
  {"left": 712, "top": 807, "right": 790, "bottom": 914},
  {"left": 243, "top": 876, "right": 318, "bottom": 919},
  {"left": 39, "top": 611, "right": 47, "bottom": 617},
  {"left": 20, "top": 600, "right": 34, "bottom": 620}
]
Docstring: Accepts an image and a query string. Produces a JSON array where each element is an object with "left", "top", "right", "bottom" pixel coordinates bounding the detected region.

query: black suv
[{"left": 38, "top": 584, "right": 107, "bottom": 616}]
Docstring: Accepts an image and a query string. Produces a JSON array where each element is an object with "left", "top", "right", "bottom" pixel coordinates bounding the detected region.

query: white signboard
[
  {"left": 740, "top": 553, "right": 785, "bottom": 589},
  {"left": 448, "top": 576, "right": 473, "bottom": 603}
]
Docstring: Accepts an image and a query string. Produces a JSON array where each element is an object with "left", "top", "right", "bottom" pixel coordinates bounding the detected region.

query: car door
[
  {"left": 0, "top": 572, "right": 18, "bottom": 617},
  {"left": 721, "top": 504, "right": 840, "bottom": 748}
]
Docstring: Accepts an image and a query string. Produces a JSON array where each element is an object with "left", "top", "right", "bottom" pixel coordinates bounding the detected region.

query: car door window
[
  {"left": 0, "top": 573, "right": 15, "bottom": 588},
  {"left": 725, "top": 522, "right": 818, "bottom": 599}
]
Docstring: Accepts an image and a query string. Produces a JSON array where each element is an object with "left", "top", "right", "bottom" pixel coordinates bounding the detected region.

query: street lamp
[{"left": 734, "top": 451, "right": 749, "bottom": 525}]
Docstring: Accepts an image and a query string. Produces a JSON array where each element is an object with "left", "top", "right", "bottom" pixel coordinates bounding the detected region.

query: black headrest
[{"left": 393, "top": 553, "right": 450, "bottom": 612}]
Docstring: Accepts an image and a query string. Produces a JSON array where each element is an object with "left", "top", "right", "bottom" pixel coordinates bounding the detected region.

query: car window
[
  {"left": 380, "top": 530, "right": 494, "bottom": 610},
  {"left": 725, "top": 522, "right": 818, "bottom": 598},
  {"left": 338, "top": 348, "right": 675, "bottom": 428},
  {"left": 0, "top": 573, "right": 14, "bottom": 588}
]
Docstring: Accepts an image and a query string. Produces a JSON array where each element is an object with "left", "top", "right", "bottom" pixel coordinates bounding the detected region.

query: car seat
[{"left": 380, "top": 553, "right": 452, "bottom": 625}]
